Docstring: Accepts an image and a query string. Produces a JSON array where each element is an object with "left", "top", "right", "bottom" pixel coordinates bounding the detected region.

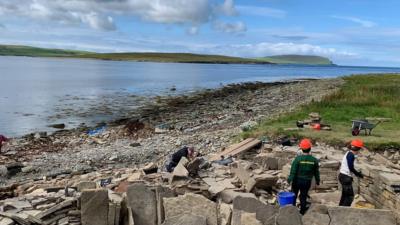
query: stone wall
[{"left": 358, "top": 163, "right": 400, "bottom": 220}]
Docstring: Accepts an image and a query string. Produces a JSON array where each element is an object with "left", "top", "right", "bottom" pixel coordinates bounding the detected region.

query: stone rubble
[{"left": 0, "top": 141, "right": 399, "bottom": 225}]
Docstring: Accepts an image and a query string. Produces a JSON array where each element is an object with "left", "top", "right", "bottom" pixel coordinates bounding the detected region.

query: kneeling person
[
  {"left": 165, "top": 146, "right": 195, "bottom": 172},
  {"left": 288, "top": 139, "right": 320, "bottom": 215}
]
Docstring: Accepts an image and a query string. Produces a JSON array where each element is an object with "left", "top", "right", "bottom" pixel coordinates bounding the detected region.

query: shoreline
[
  {"left": 1, "top": 78, "right": 344, "bottom": 183},
  {"left": 9, "top": 79, "right": 319, "bottom": 139}
]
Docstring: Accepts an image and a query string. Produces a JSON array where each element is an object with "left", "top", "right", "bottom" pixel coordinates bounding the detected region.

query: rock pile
[
  {"left": 0, "top": 137, "right": 399, "bottom": 224},
  {"left": 0, "top": 188, "right": 79, "bottom": 225}
]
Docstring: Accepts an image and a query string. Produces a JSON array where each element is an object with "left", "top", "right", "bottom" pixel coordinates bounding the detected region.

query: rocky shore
[
  {"left": 1, "top": 78, "right": 343, "bottom": 183},
  {"left": 2, "top": 78, "right": 400, "bottom": 225}
]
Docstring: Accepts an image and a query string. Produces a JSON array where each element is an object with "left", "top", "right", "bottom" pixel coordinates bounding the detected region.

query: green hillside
[
  {"left": 0, "top": 44, "right": 271, "bottom": 64},
  {"left": 256, "top": 55, "right": 334, "bottom": 65},
  {"left": 0, "top": 45, "right": 334, "bottom": 65},
  {"left": 78, "top": 52, "right": 269, "bottom": 64},
  {"left": 0, "top": 45, "right": 89, "bottom": 57}
]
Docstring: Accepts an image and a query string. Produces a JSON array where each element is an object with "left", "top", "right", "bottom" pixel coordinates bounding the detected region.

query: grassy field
[
  {"left": 0, "top": 45, "right": 89, "bottom": 57},
  {"left": 256, "top": 55, "right": 333, "bottom": 65},
  {"left": 243, "top": 74, "right": 400, "bottom": 150},
  {"left": 77, "top": 52, "right": 271, "bottom": 64}
]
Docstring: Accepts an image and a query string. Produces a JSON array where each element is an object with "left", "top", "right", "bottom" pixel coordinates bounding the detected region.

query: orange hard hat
[
  {"left": 313, "top": 123, "right": 321, "bottom": 130},
  {"left": 351, "top": 139, "right": 364, "bottom": 148},
  {"left": 299, "top": 139, "right": 312, "bottom": 150}
]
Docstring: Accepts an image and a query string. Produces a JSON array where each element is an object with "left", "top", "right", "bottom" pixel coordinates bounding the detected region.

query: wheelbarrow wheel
[{"left": 352, "top": 128, "right": 360, "bottom": 136}]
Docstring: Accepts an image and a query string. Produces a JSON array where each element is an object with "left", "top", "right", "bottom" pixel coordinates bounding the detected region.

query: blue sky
[{"left": 0, "top": 0, "right": 400, "bottom": 66}]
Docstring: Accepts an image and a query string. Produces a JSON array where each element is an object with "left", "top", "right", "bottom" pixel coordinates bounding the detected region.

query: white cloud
[
  {"left": 186, "top": 26, "right": 200, "bottom": 35},
  {"left": 237, "top": 5, "right": 286, "bottom": 18},
  {"left": 206, "top": 42, "right": 357, "bottom": 58},
  {"left": 0, "top": 0, "right": 242, "bottom": 33},
  {"left": 217, "top": 0, "right": 238, "bottom": 16},
  {"left": 82, "top": 13, "right": 116, "bottom": 31},
  {"left": 214, "top": 21, "right": 246, "bottom": 34},
  {"left": 332, "top": 16, "right": 377, "bottom": 28}
]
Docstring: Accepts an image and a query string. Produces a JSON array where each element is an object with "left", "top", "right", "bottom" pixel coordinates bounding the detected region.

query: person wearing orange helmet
[
  {"left": 288, "top": 138, "right": 320, "bottom": 215},
  {"left": 338, "top": 139, "right": 365, "bottom": 206}
]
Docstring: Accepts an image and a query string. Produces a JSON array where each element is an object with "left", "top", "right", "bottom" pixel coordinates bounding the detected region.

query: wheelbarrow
[{"left": 351, "top": 119, "right": 381, "bottom": 136}]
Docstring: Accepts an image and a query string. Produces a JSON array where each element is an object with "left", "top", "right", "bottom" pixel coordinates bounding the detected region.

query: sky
[{"left": 0, "top": 0, "right": 400, "bottom": 67}]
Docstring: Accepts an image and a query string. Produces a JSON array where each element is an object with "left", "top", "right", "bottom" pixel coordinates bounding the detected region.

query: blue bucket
[{"left": 278, "top": 192, "right": 295, "bottom": 207}]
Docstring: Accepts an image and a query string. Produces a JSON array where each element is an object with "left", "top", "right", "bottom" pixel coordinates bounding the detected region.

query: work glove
[{"left": 358, "top": 171, "right": 364, "bottom": 179}]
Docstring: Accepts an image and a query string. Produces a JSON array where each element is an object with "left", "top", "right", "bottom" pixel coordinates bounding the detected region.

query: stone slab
[
  {"left": 163, "top": 193, "right": 217, "bottom": 225},
  {"left": 162, "top": 214, "right": 207, "bottom": 225},
  {"left": 77, "top": 182, "right": 97, "bottom": 192},
  {"left": 232, "top": 196, "right": 278, "bottom": 225},
  {"left": 219, "top": 190, "right": 256, "bottom": 204},
  {"left": 302, "top": 204, "right": 330, "bottom": 225},
  {"left": 240, "top": 212, "right": 262, "bottom": 225},
  {"left": 379, "top": 172, "right": 400, "bottom": 186},
  {"left": 218, "top": 203, "right": 232, "bottom": 225},
  {"left": 81, "top": 189, "right": 108, "bottom": 225},
  {"left": 276, "top": 205, "right": 303, "bottom": 225},
  {"left": 127, "top": 183, "right": 157, "bottom": 225},
  {"left": 328, "top": 206, "right": 396, "bottom": 225}
]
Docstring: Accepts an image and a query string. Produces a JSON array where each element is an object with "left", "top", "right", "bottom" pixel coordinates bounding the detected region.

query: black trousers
[
  {"left": 166, "top": 161, "right": 178, "bottom": 172},
  {"left": 339, "top": 173, "right": 354, "bottom": 206},
  {"left": 291, "top": 178, "right": 312, "bottom": 214}
]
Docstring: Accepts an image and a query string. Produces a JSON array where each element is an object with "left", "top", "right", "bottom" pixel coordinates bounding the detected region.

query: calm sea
[{"left": 1, "top": 56, "right": 399, "bottom": 137}]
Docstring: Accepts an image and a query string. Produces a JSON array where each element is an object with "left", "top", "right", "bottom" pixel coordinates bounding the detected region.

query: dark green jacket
[{"left": 288, "top": 154, "right": 320, "bottom": 184}]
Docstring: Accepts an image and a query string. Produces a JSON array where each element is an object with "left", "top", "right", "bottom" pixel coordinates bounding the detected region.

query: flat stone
[
  {"left": 219, "top": 190, "right": 256, "bottom": 204},
  {"left": 379, "top": 172, "right": 400, "bottom": 185},
  {"left": 218, "top": 203, "right": 232, "bottom": 225},
  {"left": 302, "top": 205, "right": 330, "bottom": 225},
  {"left": 231, "top": 161, "right": 252, "bottom": 185},
  {"left": 328, "top": 207, "right": 396, "bottom": 225},
  {"left": 309, "top": 191, "right": 340, "bottom": 206},
  {"left": 126, "top": 183, "right": 157, "bottom": 225},
  {"left": 162, "top": 214, "right": 207, "bottom": 225},
  {"left": 127, "top": 172, "right": 142, "bottom": 182},
  {"left": 173, "top": 164, "right": 188, "bottom": 176},
  {"left": 276, "top": 205, "right": 303, "bottom": 225},
  {"left": 163, "top": 193, "right": 217, "bottom": 225},
  {"left": 36, "top": 199, "right": 75, "bottom": 219},
  {"left": 170, "top": 158, "right": 189, "bottom": 183},
  {"left": 246, "top": 174, "right": 278, "bottom": 192},
  {"left": 0, "top": 217, "right": 15, "bottom": 225},
  {"left": 2, "top": 200, "right": 32, "bottom": 211},
  {"left": 240, "top": 212, "right": 262, "bottom": 225},
  {"left": 321, "top": 161, "right": 340, "bottom": 168},
  {"left": 203, "top": 178, "right": 235, "bottom": 196},
  {"left": 232, "top": 196, "right": 278, "bottom": 225},
  {"left": 58, "top": 217, "right": 69, "bottom": 225},
  {"left": 77, "top": 181, "right": 97, "bottom": 192},
  {"left": 81, "top": 189, "right": 108, "bottom": 225},
  {"left": 254, "top": 153, "right": 280, "bottom": 170},
  {"left": 155, "top": 186, "right": 175, "bottom": 225},
  {"left": 187, "top": 157, "right": 204, "bottom": 175}
]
